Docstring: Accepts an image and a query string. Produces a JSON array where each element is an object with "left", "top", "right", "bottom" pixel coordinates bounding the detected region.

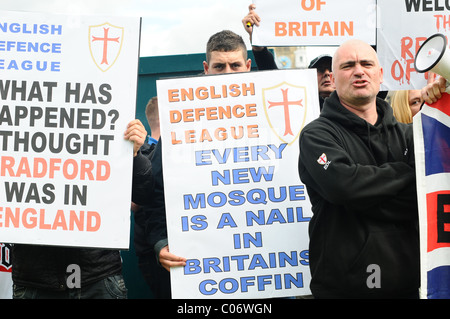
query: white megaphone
[{"left": 415, "top": 33, "right": 450, "bottom": 87}]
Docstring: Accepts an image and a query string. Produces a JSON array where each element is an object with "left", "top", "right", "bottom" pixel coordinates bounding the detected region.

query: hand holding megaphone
[
  {"left": 415, "top": 33, "right": 450, "bottom": 98},
  {"left": 420, "top": 75, "right": 447, "bottom": 105}
]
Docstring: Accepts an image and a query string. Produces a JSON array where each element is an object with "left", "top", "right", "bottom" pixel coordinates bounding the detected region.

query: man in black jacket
[
  {"left": 298, "top": 39, "right": 420, "bottom": 298},
  {"left": 130, "top": 30, "right": 253, "bottom": 296}
]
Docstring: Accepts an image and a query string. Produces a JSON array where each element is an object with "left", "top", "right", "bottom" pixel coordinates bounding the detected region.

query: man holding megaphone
[{"left": 297, "top": 38, "right": 444, "bottom": 299}]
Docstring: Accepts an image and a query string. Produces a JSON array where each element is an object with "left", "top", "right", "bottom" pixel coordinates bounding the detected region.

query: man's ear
[
  {"left": 246, "top": 59, "right": 252, "bottom": 71},
  {"left": 203, "top": 61, "right": 209, "bottom": 74}
]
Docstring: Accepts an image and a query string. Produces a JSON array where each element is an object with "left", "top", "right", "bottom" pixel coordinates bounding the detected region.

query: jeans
[{"left": 13, "top": 275, "right": 127, "bottom": 299}]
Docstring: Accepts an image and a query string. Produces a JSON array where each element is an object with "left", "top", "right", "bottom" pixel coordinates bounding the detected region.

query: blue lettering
[
  {"left": 268, "top": 143, "right": 287, "bottom": 159},
  {"left": 250, "top": 145, "right": 270, "bottom": 160},
  {"left": 211, "top": 170, "right": 230, "bottom": 185},
  {"left": 195, "top": 144, "right": 288, "bottom": 166},
  {"left": 184, "top": 259, "right": 201, "bottom": 275},
  {"left": 228, "top": 190, "right": 245, "bottom": 206},
  {"left": 246, "top": 207, "right": 309, "bottom": 226},
  {"left": 233, "top": 168, "right": 249, "bottom": 183},
  {"left": 204, "top": 258, "right": 222, "bottom": 273},
  {"left": 183, "top": 193, "right": 206, "bottom": 209},
  {"left": 234, "top": 146, "right": 249, "bottom": 162},
  {"left": 240, "top": 276, "right": 255, "bottom": 292},
  {"left": 212, "top": 148, "right": 231, "bottom": 163},
  {"left": 0, "top": 23, "right": 62, "bottom": 35},
  {"left": 266, "top": 209, "right": 286, "bottom": 224},
  {"left": 257, "top": 275, "right": 272, "bottom": 291},
  {"left": 219, "top": 278, "right": 238, "bottom": 294},
  {"left": 199, "top": 280, "right": 217, "bottom": 295},
  {"left": 211, "top": 166, "right": 274, "bottom": 185},
  {"left": 7, "top": 60, "right": 18, "bottom": 70},
  {"left": 51, "top": 62, "right": 60, "bottom": 72},
  {"left": 247, "top": 189, "right": 267, "bottom": 204},
  {"left": 284, "top": 273, "right": 303, "bottom": 289},
  {"left": 191, "top": 215, "right": 207, "bottom": 230},
  {"left": 207, "top": 192, "right": 227, "bottom": 207},
  {"left": 250, "top": 166, "right": 274, "bottom": 182},
  {"left": 181, "top": 215, "right": 207, "bottom": 230},
  {"left": 217, "top": 213, "right": 237, "bottom": 229},
  {"left": 289, "top": 185, "right": 305, "bottom": 200},
  {"left": 184, "top": 185, "right": 305, "bottom": 210},
  {"left": 231, "top": 255, "right": 249, "bottom": 270},
  {"left": 0, "top": 59, "right": 61, "bottom": 72},
  {"left": 195, "top": 150, "right": 211, "bottom": 165},
  {"left": 246, "top": 232, "right": 262, "bottom": 248},
  {"left": 249, "top": 253, "right": 268, "bottom": 270},
  {"left": 299, "top": 250, "right": 309, "bottom": 266},
  {"left": 279, "top": 251, "right": 298, "bottom": 267},
  {"left": 267, "top": 187, "right": 287, "bottom": 202}
]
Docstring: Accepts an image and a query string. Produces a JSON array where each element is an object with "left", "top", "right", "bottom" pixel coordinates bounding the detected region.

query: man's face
[
  {"left": 203, "top": 50, "right": 251, "bottom": 74},
  {"left": 331, "top": 41, "right": 383, "bottom": 108},
  {"left": 316, "top": 64, "right": 335, "bottom": 98}
]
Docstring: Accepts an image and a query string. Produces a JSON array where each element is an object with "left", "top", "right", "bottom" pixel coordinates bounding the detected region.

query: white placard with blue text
[
  {"left": 0, "top": 11, "right": 140, "bottom": 249},
  {"left": 157, "top": 69, "right": 319, "bottom": 299}
]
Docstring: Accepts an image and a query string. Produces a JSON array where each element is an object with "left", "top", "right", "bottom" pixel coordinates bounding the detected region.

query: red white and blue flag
[{"left": 414, "top": 93, "right": 450, "bottom": 299}]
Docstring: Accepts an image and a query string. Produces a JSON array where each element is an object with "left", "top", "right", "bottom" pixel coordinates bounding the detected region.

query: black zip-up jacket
[
  {"left": 12, "top": 245, "right": 122, "bottom": 290},
  {"left": 298, "top": 91, "right": 419, "bottom": 298}
]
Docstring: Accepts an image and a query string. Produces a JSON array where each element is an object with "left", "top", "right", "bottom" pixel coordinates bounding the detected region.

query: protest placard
[
  {"left": 251, "top": 0, "right": 376, "bottom": 47},
  {"left": 157, "top": 69, "right": 319, "bottom": 299},
  {"left": 0, "top": 11, "right": 140, "bottom": 249},
  {"left": 414, "top": 95, "right": 450, "bottom": 299},
  {"left": 377, "top": 0, "right": 450, "bottom": 90}
]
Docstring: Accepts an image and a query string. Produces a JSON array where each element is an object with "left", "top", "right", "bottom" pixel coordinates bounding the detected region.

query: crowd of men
[{"left": 8, "top": 4, "right": 448, "bottom": 299}]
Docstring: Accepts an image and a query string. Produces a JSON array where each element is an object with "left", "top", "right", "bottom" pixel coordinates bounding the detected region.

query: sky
[{"left": 1, "top": 0, "right": 336, "bottom": 62}]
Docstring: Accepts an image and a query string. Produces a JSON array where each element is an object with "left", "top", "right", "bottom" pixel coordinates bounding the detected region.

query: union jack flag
[{"left": 414, "top": 93, "right": 450, "bottom": 299}]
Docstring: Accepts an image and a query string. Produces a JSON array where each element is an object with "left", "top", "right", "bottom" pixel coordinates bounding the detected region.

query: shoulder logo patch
[{"left": 317, "top": 153, "right": 331, "bottom": 170}]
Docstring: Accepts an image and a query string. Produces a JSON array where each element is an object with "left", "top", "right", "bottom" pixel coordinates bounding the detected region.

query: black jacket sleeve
[
  {"left": 142, "top": 139, "right": 168, "bottom": 251},
  {"left": 252, "top": 47, "right": 278, "bottom": 70},
  {"left": 131, "top": 142, "right": 155, "bottom": 205}
]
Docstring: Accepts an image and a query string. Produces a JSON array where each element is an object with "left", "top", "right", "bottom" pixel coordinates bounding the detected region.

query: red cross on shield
[
  {"left": 262, "top": 82, "right": 308, "bottom": 145},
  {"left": 89, "top": 23, "right": 124, "bottom": 72}
]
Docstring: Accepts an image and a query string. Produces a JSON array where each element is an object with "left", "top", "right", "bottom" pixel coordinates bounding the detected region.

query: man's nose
[
  {"left": 353, "top": 64, "right": 364, "bottom": 75},
  {"left": 223, "top": 64, "right": 232, "bottom": 73}
]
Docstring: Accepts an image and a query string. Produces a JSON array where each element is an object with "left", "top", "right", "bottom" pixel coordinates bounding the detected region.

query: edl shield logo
[
  {"left": 89, "top": 23, "right": 124, "bottom": 72},
  {"left": 262, "top": 82, "right": 308, "bottom": 145}
]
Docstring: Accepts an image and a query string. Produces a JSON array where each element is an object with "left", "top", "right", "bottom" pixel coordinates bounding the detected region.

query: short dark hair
[{"left": 206, "top": 30, "right": 247, "bottom": 63}]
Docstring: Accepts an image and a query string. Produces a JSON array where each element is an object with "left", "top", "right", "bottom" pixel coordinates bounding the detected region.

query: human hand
[
  {"left": 242, "top": 4, "right": 261, "bottom": 40},
  {"left": 124, "top": 119, "right": 147, "bottom": 156},
  {"left": 421, "top": 74, "right": 447, "bottom": 105},
  {"left": 159, "top": 245, "right": 187, "bottom": 272}
]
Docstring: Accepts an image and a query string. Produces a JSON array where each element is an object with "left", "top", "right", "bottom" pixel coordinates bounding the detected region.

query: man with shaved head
[{"left": 298, "top": 40, "right": 420, "bottom": 299}]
